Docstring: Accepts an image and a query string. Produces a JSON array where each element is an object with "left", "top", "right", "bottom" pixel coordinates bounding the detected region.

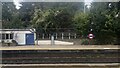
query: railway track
[{"left": 1, "top": 50, "right": 120, "bottom": 64}]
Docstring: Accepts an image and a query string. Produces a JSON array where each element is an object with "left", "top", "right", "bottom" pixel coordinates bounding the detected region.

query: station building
[{"left": 0, "top": 29, "right": 36, "bottom": 45}]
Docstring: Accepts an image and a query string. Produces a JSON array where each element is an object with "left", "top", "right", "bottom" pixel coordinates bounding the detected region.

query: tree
[
  {"left": 2, "top": 2, "right": 23, "bottom": 29},
  {"left": 89, "top": 2, "right": 119, "bottom": 44},
  {"left": 31, "top": 6, "right": 75, "bottom": 34},
  {"left": 2, "top": 3, "right": 15, "bottom": 28},
  {"left": 73, "top": 12, "right": 89, "bottom": 37}
]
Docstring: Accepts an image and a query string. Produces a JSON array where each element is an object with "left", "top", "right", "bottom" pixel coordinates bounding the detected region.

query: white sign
[{"left": 88, "top": 33, "right": 94, "bottom": 39}]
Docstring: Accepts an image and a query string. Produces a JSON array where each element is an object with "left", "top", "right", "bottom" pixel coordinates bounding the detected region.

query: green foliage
[
  {"left": 31, "top": 8, "right": 55, "bottom": 33},
  {"left": 73, "top": 12, "right": 89, "bottom": 36},
  {"left": 2, "top": 3, "right": 24, "bottom": 29},
  {"left": 10, "top": 13, "right": 23, "bottom": 29},
  {"left": 81, "top": 39, "right": 89, "bottom": 45},
  {"left": 31, "top": 7, "right": 74, "bottom": 33},
  {"left": 81, "top": 39, "right": 96, "bottom": 45},
  {"left": 90, "top": 2, "right": 120, "bottom": 45},
  {"left": 95, "top": 30, "right": 117, "bottom": 45}
]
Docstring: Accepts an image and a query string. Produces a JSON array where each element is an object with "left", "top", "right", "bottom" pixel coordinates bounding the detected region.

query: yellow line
[
  {"left": 0, "top": 45, "right": 119, "bottom": 50},
  {"left": 1, "top": 63, "right": 120, "bottom": 66},
  {"left": 0, "top": 48, "right": 119, "bottom": 50}
]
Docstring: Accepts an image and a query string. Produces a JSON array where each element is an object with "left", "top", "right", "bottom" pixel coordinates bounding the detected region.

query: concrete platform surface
[{"left": 35, "top": 40, "right": 74, "bottom": 45}]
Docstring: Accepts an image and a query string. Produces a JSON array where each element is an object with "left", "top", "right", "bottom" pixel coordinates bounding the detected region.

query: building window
[
  {"left": 2, "top": 34, "right": 5, "bottom": 39},
  {"left": 2, "top": 33, "right": 13, "bottom": 39},
  {"left": 10, "top": 34, "right": 13, "bottom": 39},
  {"left": 6, "top": 34, "right": 9, "bottom": 39}
]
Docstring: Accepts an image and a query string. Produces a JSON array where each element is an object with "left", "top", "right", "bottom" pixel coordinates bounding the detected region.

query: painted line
[
  {"left": 103, "top": 48, "right": 110, "bottom": 49},
  {"left": 1, "top": 63, "right": 120, "bottom": 66},
  {"left": 0, "top": 45, "right": 119, "bottom": 50},
  {"left": 0, "top": 48, "right": 119, "bottom": 50}
]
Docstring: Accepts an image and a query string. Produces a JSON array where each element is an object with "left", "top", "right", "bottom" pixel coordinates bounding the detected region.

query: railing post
[
  {"left": 56, "top": 33, "right": 57, "bottom": 39},
  {"left": 36, "top": 34, "right": 39, "bottom": 45},
  {"left": 49, "top": 34, "right": 51, "bottom": 39},
  {"left": 42, "top": 33, "right": 44, "bottom": 39},
  {"left": 69, "top": 33, "right": 71, "bottom": 39},
  {"left": 62, "top": 33, "right": 64, "bottom": 40},
  {"left": 74, "top": 33, "right": 76, "bottom": 39},
  {"left": 51, "top": 34, "right": 55, "bottom": 45}
]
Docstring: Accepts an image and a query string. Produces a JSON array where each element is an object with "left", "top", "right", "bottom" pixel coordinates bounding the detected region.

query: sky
[
  {"left": 84, "top": 0, "right": 93, "bottom": 9},
  {"left": 13, "top": 0, "right": 23, "bottom": 9},
  {"left": 13, "top": 0, "right": 93, "bottom": 9}
]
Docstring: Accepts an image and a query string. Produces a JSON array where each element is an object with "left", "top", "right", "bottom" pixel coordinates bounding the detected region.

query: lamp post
[{"left": 84, "top": 3, "right": 86, "bottom": 13}]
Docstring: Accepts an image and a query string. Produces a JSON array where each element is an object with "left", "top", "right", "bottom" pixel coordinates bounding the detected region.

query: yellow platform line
[
  {"left": 1, "top": 63, "right": 120, "bottom": 67},
  {"left": 0, "top": 45, "right": 119, "bottom": 50}
]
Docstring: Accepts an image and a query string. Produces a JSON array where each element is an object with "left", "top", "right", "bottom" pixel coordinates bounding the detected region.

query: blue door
[{"left": 26, "top": 33, "right": 34, "bottom": 45}]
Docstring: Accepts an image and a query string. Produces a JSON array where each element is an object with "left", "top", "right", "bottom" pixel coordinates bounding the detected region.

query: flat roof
[{"left": 0, "top": 29, "right": 31, "bottom": 31}]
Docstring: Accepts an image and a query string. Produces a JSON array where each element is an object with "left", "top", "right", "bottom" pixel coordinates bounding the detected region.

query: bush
[{"left": 95, "top": 31, "right": 117, "bottom": 45}]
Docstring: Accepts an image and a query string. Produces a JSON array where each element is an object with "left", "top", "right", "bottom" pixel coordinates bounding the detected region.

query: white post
[
  {"left": 62, "top": 33, "right": 64, "bottom": 40},
  {"left": 69, "top": 33, "right": 70, "bottom": 39},
  {"left": 74, "top": 33, "right": 76, "bottom": 39},
  {"left": 49, "top": 34, "right": 51, "bottom": 39},
  {"left": 36, "top": 34, "right": 38, "bottom": 45},
  {"left": 42, "top": 34, "right": 44, "bottom": 39},
  {"left": 8, "top": 34, "right": 10, "bottom": 39},
  {"left": 34, "top": 33, "right": 36, "bottom": 40},
  {"left": 56, "top": 33, "right": 57, "bottom": 39},
  {"left": 51, "top": 35, "right": 55, "bottom": 45},
  {"left": 5, "top": 34, "right": 6, "bottom": 39},
  {"left": 34, "top": 33, "right": 37, "bottom": 45}
]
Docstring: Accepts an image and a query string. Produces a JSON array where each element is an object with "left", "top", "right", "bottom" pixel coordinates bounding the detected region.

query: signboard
[{"left": 88, "top": 33, "right": 94, "bottom": 39}]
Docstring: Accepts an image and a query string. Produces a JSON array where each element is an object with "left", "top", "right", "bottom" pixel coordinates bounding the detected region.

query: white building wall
[{"left": 13, "top": 33, "right": 25, "bottom": 45}]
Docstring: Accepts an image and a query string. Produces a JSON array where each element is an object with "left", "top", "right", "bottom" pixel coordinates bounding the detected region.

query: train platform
[{"left": 0, "top": 45, "right": 119, "bottom": 50}]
